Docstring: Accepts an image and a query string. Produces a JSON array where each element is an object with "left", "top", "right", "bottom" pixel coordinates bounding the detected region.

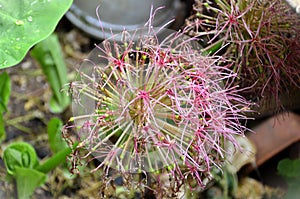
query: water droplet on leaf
[
  {"left": 15, "top": 20, "right": 24, "bottom": 26},
  {"left": 1, "top": 60, "right": 8, "bottom": 66},
  {"left": 27, "top": 16, "right": 33, "bottom": 22}
]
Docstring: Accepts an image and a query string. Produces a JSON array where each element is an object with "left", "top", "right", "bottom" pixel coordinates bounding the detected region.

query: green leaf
[
  {"left": 15, "top": 167, "right": 47, "bottom": 199},
  {"left": 0, "top": 114, "right": 5, "bottom": 142},
  {"left": 283, "top": 178, "right": 300, "bottom": 199},
  {"left": 3, "top": 142, "right": 39, "bottom": 175},
  {"left": 0, "top": 0, "right": 73, "bottom": 69},
  {"left": 31, "top": 34, "right": 70, "bottom": 113},
  {"left": 278, "top": 158, "right": 300, "bottom": 199},
  {"left": 201, "top": 39, "right": 223, "bottom": 56},
  {"left": 47, "top": 117, "right": 68, "bottom": 153},
  {"left": 278, "top": 158, "right": 300, "bottom": 178},
  {"left": 0, "top": 72, "right": 11, "bottom": 113},
  {"left": 0, "top": 72, "right": 10, "bottom": 143}
]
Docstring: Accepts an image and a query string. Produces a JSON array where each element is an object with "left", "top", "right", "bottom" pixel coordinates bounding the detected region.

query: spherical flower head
[
  {"left": 67, "top": 26, "right": 250, "bottom": 190},
  {"left": 184, "top": 0, "right": 300, "bottom": 107}
]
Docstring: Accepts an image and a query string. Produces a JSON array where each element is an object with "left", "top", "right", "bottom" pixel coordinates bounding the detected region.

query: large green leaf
[{"left": 0, "top": 0, "right": 73, "bottom": 69}]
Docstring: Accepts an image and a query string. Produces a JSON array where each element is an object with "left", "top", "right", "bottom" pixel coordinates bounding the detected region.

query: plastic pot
[{"left": 66, "top": 0, "right": 180, "bottom": 40}]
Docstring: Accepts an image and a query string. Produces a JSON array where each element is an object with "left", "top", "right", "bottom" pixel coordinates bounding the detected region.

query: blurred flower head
[{"left": 185, "top": 0, "right": 300, "bottom": 106}]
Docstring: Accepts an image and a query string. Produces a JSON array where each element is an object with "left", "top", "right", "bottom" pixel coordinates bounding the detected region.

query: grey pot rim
[{"left": 66, "top": 1, "right": 180, "bottom": 40}]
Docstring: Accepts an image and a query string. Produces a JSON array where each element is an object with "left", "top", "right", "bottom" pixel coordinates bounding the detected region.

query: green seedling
[
  {"left": 31, "top": 34, "right": 71, "bottom": 113},
  {"left": 3, "top": 142, "right": 45, "bottom": 199},
  {"left": 0, "top": 115, "right": 4, "bottom": 143},
  {"left": 43, "top": 117, "right": 76, "bottom": 179},
  {"left": 47, "top": 117, "right": 69, "bottom": 153},
  {"left": 3, "top": 119, "right": 74, "bottom": 199},
  {"left": 0, "top": 72, "right": 11, "bottom": 142}
]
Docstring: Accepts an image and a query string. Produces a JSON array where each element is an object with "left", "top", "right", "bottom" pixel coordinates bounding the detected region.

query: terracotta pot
[
  {"left": 66, "top": 0, "right": 181, "bottom": 40},
  {"left": 246, "top": 112, "right": 300, "bottom": 171}
]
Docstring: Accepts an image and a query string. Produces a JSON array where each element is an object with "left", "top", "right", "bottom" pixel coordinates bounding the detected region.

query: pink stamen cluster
[{"left": 67, "top": 27, "right": 250, "bottom": 195}]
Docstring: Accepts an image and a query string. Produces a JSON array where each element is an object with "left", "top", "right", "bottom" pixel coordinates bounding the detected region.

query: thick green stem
[{"left": 36, "top": 147, "right": 72, "bottom": 174}]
